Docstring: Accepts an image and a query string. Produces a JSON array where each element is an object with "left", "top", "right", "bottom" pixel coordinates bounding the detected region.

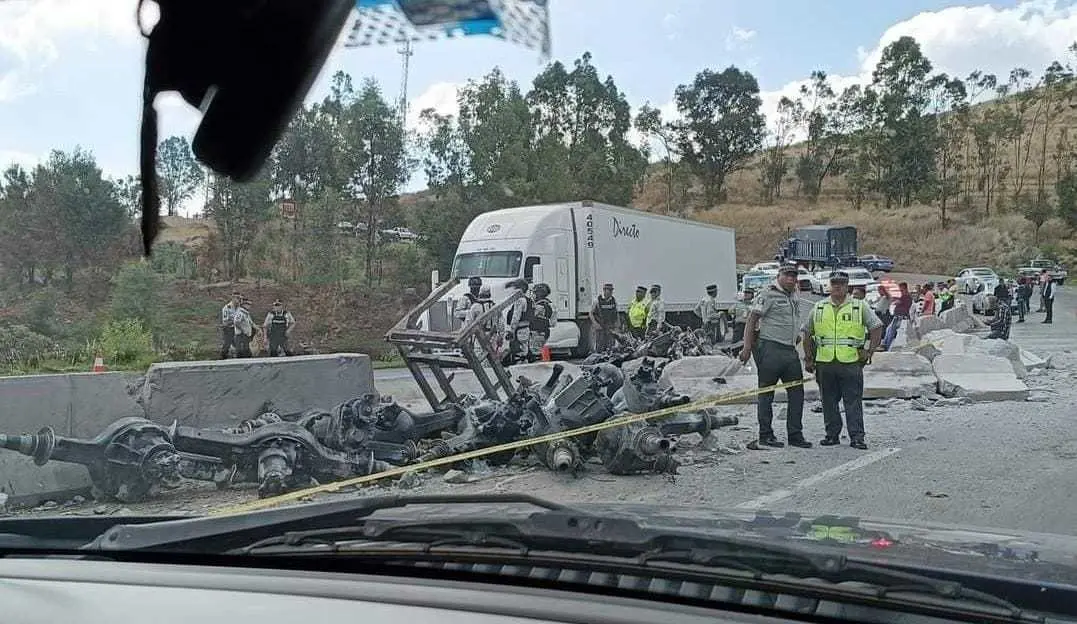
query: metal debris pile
[{"left": 0, "top": 359, "right": 737, "bottom": 503}]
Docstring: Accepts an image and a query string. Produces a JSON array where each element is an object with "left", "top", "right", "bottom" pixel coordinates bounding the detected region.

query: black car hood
[{"left": 367, "top": 500, "right": 1077, "bottom": 583}]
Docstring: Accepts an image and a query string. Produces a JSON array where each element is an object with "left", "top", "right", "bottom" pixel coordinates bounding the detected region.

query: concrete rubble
[
  {"left": 862, "top": 352, "right": 936, "bottom": 399},
  {"left": 933, "top": 354, "right": 1030, "bottom": 402}
]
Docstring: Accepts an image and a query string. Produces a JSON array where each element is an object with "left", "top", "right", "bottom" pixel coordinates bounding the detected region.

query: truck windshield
[{"left": 452, "top": 252, "right": 523, "bottom": 278}]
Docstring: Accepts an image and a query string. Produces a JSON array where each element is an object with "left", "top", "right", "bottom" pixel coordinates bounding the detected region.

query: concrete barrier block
[
  {"left": 0, "top": 372, "right": 143, "bottom": 503},
  {"left": 138, "top": 354, "right": 374, "bottom": 428},
  {"left": 933, "top": 354, "right": 1029, "bottom": 402},
  {"left": 864, "top": 352, "right": 935, "bottom": 398}
]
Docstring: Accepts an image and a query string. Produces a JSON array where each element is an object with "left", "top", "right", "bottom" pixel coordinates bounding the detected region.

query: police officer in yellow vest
[
  {"left": 801, "top": 271, "right": 884, "bottom": 450},
  {"left": 626, "top": 286, "right": 649, "bottom": 340}
]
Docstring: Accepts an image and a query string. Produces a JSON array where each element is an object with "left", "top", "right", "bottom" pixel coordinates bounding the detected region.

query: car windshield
[
  {"left": 452, "top": 251, "right": 522, "bottom": 278},
  {"left": 4, "top": 0, "right": 1077, "bottom": 600}
]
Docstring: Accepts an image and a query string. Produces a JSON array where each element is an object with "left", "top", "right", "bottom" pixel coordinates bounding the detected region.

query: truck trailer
[
  {"left": 427, "top": 201, "right": 738, "bottom": 356},
  {"left": 777, "top": 225, "right": 858, "bottom": 269}
]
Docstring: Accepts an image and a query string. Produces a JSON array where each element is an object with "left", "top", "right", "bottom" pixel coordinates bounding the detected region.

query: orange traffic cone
[
  {"left": 540, "top": 344, "right": 552, "bottom": 362},
  {"left": 92, "top": 355, "right": 107, "bottom": 373}
]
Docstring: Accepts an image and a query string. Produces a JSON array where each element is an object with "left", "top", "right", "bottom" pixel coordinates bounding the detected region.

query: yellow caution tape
[{"left": 210, "top": 375, "right": 814, "bottom": 516}]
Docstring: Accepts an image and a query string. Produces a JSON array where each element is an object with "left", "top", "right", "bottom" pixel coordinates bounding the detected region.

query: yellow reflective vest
[
  {"left": 627, "top": 297, "right": 649, "bottom": 328},
  {"left": 811, "top": 298, "right": 867, "bottom": 363}
]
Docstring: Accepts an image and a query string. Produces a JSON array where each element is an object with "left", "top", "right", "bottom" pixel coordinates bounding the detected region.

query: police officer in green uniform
[
  {"left": 262, "top": 300, "right": 296, "bottom": 357},
  {"left": 626, "top": 286, "right": 649, "bottom": 340},
  {"left": 801, "top": 271, "right": 884, "bottom": 450},
  {"left": 738, "top": 263, "right": 811, "bottom": 449},
  {"left": 732, "top": 288, "right": 754, "bottom": 343}
]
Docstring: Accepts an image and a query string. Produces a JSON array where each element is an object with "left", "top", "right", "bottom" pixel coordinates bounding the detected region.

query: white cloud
[
  {"left": 0, "top": 0, "right": 137, "bottom": 102},
  {"left": 725, "top": 26, "right": 756, "bottom": 51},
  {"left": 0, "top": 148, "right": 39, "bottom": 170},
  {"left": 662, "top": 0, "right": 1077, "bottom": 138},
  {"left": 662, "top": 12, "right": 680, "bottom": 41},
  {"left": 406, "top": 81, "right": 462, "bottom": 131}
]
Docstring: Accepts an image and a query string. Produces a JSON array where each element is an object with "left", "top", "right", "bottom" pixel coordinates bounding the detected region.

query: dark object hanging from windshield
[{"left": 136, "top": 0, "right": 355, "bottom": 256}]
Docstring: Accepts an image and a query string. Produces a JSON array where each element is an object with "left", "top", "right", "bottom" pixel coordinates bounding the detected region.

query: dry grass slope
[{"left": 632, "top": 89, "right": 1077, "bottom": 275}]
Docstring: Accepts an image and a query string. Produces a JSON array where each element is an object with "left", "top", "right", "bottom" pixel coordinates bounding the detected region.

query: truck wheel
[{"left": 570, "top": 320, "right": 591, "bottom": 359}]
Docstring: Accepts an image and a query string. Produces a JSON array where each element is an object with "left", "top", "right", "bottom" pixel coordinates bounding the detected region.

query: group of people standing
[
  {"left": 737, "top": 264, "right": 884, "bottom": 451},
  {"left": 218, "top": 293, "right": 297, "bottom": 358},
  {"left": 452, "top": 276, "right": 556, "bottom": 366}
]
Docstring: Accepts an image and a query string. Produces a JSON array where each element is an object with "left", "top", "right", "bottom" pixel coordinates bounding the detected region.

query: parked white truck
[{"left": 426, "top": 200, "right": 738, "bottom": 356}]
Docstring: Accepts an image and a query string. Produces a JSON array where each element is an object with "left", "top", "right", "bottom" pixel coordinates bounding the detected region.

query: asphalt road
[{"left": 365, "top": 284, "right": 1077, "bottom": 538}]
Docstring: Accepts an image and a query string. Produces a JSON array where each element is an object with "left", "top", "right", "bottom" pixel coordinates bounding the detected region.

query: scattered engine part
[
  {"left": 225, "top": 412, "right": 283, "bottom": 435},
  {"left": 369, "top": 397, "right": 463, "bottom": 444},
  {"left": 0, "top": 417, "right": 226, "bottom": 503},
  {"left": 286, "top": 396, "right": 418, "bottom": 465},
  {"left": 617, "top": 358, "right": 691, "bottom": 414},
  {"left": 580, "top": 363, "right": 624, "bottom": 399},
  {"left": 419, "top": 393, "right": 538, "bottom": 467},
  {"left": 595, "top": 422, "right": 678, "bottom": 476},
  {"left": 171, "top": 420, "right": 394, "bottom": 498}
]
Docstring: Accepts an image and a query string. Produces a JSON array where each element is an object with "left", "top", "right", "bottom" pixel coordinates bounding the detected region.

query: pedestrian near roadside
[
  {"left": 503, "top": 278, "right": 533, "bottom": 365},
  {"left": 232, "top": 298, "right": 255, "bottom": 358},
  {"left": 1043, "top": 277, "right": 1056, "bottom": 324},
  {"left": 802, "top": 271, "right": 884, "bottom": 450},
  {"left": 1037, "top": 270, "right": 1050, "bottom": 312},
  {"left": 645, "top": 284, "right": 666, "bottom": 338},
  {"left": 529, "top": 283, "right": 555, "bottom": 360},
  {"left": 626, "top": 286, "right": 649, "bottom": 340},
  {"left": 920, "top": 283, "right": 936, "bottom": 316},
  {"left": 883, "top": 282, "right": 912, "bottom": 351},
  {"left": 738, "top": 263, "right": 811, "bottom": 449},
  {"left": 873, "top": 284, "right": 892, "bottom": 328},
  {"left": 590, "top": 283, "right": 618, "bottom": 353},
  {"left": 1016, "top": 277, "right": 1031, "bottom": 322},
  {"left": 694, "top": 284, "right": 723, "bottom": 345},
  {"left": 986, "top": 284, "right": 1012, "bottom": 340},
  {"left": 219, "top": 292, "right": 241, "bottom": 359},
  {"left": 262, "top": 300, "right": 296, "bottom": 356},
  {"left": 732, "top": 288, "right": 754, "bottom": 343}
]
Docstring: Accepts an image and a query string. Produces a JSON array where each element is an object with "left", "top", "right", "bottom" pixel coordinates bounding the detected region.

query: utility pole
[{"left": 397, "top": 38, "right": 413, "bottom": 123}]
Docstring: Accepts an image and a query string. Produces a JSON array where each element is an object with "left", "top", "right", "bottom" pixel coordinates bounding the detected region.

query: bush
[
  {"left": 21, "top": 287, "right": 61, "bottom": 336},
  {"left": 110, "top": 261, "right": 162, "bottom": 331},
  {"left": 99, "top": 319, "right": 155, "bottom": 367},
  {"left": 0, "top": 323, "right": 60, "bottom": 368}
]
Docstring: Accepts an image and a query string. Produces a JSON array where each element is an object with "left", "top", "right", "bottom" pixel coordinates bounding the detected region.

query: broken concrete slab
[
  {"left": 1019, "top": 349, "right": 1048, "bottom": 370},
  {"left": 918, "top": 329, "right": 1028, "bottom": 378},
  {"left": 657, "top": 355, "right": 818, "bottom": 405},
  {"left": 971, "top": 339, "right": 1027, "bottom": 379},
  {"left": 863, "top": 352, "right": 936, "bottom": 399},
  {"left": 933, "top": 354, "right": 1030, "bottom": 402},
  {"left": 1046, "top": 352, "right": 1077, "bottom": 370},
  {"left": 137, "top": 354, "right": 375, "bottom": 428}
]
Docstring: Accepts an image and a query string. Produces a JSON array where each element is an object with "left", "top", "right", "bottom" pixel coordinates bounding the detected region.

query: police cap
[
  {"left": 705, "top": 284, "right": 717, "bottom": 291},
  {"left": 635, "top": 285, "right": 647, "bottom": 292},
  {"left": 829, "top": 271, "right": 850, "bottom": 283},
  {"left": 602, "top": 283, "right": 614, "bottom": 290},
  {"left": 272, "top": 299, "right": 283, "bottom": 306},
  {"left": 779, "top": 263, "right": 799, "bottom": 275}
]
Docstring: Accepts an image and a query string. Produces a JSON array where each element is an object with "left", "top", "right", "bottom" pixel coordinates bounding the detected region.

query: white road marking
[{"left": 734, "top": 447, "right": 901, "bottom": 510}]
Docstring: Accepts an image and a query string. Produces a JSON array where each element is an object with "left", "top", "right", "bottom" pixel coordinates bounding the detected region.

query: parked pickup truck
[
  {"left": 1020, "top": 258, "right": 1066, "bottom": 285},
  {"left": 380, "top": 226, "right": 420, "bottom": 242}
]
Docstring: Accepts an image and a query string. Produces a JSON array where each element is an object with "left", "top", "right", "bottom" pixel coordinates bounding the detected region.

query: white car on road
[
  {"left": 814, "top": 268, "right": 875, "bottom": 296},
  {"left": 750, "top": 261, "right": 781, "bottom": 276},
  {"left": 955, "top": 267, "right": 999, "bottom": 295}
]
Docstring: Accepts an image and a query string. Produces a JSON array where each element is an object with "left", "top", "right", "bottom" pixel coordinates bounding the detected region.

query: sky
[{"left": 1, "top": 0, "right": 1077, "bottom": 203}]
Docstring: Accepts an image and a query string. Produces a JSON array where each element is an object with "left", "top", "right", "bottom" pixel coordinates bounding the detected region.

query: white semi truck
[{"left": 427, "top": 200, "right": 738, "bottom": 356}]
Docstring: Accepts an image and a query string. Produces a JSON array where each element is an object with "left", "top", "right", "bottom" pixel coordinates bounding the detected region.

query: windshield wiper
[{"left": 85, "top": 493, "right": 582, "bottom": 552}]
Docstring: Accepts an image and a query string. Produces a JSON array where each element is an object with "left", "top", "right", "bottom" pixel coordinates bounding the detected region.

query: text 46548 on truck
[{"left": 430, "top": 201, "right": 738, "bottom": 356}]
